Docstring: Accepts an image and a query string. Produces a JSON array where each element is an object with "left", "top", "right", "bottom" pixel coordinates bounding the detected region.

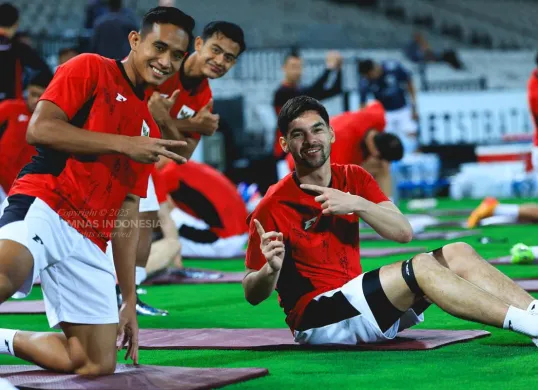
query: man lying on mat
[{"left": 243, "top": 96, "right": 538, "bottom": 346}]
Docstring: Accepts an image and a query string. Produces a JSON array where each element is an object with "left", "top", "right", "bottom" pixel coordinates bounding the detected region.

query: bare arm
[
  {"left": 243, "top": 265, "right": 281, "bottom": 305},
  {"left": 355, "top": 200, "right": 412, "bottom": 243},
  {"left": 112, "top": 194, "right": 140, "bottom": 304},
  {"left": 242, "top": 220, "right": 285, "bottom": 305},
  {"left": 27, "top": 100, "right": 125, "bottom": 154},
  {"left": 407, "top": 80, "right": 418, "bottom": 120}
]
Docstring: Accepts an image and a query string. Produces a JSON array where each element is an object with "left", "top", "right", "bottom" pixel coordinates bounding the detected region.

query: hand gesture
[
  {"left": 300, "top": 184, "right": 361, "bottom": 215},
  {"left": 254, "top": 219, "right": 284, "bottom": 273},
  {"left": 148, "top": 90, "right": 179, "bottom": 125},
  {"left": 117, "top": 302, "right": 139, "bottom": 365},
  {"left": 191, "top": 99, "right": 220, "bottom": 136},
  {"left": 124, "top": 137, "right": 188, "bottom": 164},
  {"left": 326, "top": 50, "right": 343, "bottom": 70}
]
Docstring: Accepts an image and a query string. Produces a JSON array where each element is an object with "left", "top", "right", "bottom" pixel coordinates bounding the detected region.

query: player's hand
[
  {"left": 191, "top": 99, "right": 220, "bottom": 136},
  {"left": 148, "top": 91, "right": 179, "bottom": 127},
  {"left": 300, "top": 184, "right": 363, "bottom": 215},
  {"left": 254, "top": 219, "right": 284, "bottom": 273},
  {"left": 326, "top": 51, "right": 343, "bottom": 70},
  {"left": 124, "top": 137, "right": 188, "bottom": 164},
  {"left": 117, "top": 302, "right": 139, "bottom": 365}
]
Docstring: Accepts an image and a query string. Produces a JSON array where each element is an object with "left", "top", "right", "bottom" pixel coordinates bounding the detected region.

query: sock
[
  {"left": 503, "top": 306, "right": 538, "bottom": 337},
  {"left": 0, "top": 329, "right": 18, "bottom": 356},
  {"left": 493, "top": 204, "right": 519, "bottom": 218},
  {"left": 527, "top": 300, "right": 538, "bottom": 313},
  {"left": 531, "top": 246, "right": 538, "bottom": 260},
  {"left": 135, "top": 266, "right": 147, "bottom": 285}
]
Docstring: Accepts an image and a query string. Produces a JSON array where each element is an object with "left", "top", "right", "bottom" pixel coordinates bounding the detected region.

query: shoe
[
  {"left": 170, "top": 267, "right": 223, "bottom": 280},
  {"left": 510, "top": 243, "right": 535, "bottom": 265},
  {"left": 467, "top": 197, "right": 498, "bottom": 228},
  {"left": 136, "top": 294, "right": 169, "bottom": 316}
]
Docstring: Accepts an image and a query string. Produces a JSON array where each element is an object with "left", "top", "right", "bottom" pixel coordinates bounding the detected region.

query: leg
[
  {"left": 518, "top": 203, "right": 538, "bottom": 222},
  {"left": 431, "top": 242, "right": 534, "bottom": 310},
  {"left": 380, "top": 254, "right": 510, "bottom": 328},
  {"left": 145, "top": 237, "right": 181, "bottom": 275},
  {"left": 12, "top": 323, "right": 117, "bottom": 375},
  {"left": 0, "top": 240, "right": 34, "bottom": 302},
  {"left": 135, "top": 211, "right": 158, "bottom": 283}
]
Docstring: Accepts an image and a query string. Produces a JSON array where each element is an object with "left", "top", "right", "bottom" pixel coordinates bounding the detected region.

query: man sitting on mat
[
  {"left": 154, "top": 159, "right": 249, "bottom": 259},
  {"left": 243, "top": 96, "right": 538, "bottom": 346}
]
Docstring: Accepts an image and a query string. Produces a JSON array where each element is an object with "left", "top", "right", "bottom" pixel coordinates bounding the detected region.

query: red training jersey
[
  {"left": 10, "top": 54, "right": 160, "bottom": 251},
  {"left": 246, "top": 164, "right": 389, "bottom": 331},
  {"left": 150, "top": 59, "right": 213, "bottom": 141},
  {"left": 157, "top": 160, "right": 248, "bottom": 238},
  {"left": 0, "top": 99, "right": 36, "bottom": 193},
  {"left": 528, "top": 69, "right": 538, "bottom": 147},
  {"left": 286, "top": 101, "right": 386, "bottom": 171}
]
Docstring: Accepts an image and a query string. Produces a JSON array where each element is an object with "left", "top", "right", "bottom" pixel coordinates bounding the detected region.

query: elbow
[
  {"left": 245, "top": 295, "right": 261, "bottom": 306},
  {"left": 26, "top": 118, "right": 49, "bottom": 146},
  {"left": 396, "top": 224, "right": 414, "bottom": 244}
]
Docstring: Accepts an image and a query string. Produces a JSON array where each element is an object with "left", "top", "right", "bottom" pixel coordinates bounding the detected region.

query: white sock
[
  {"left": 503, "top": 306, "right": 538, "bottom": 337},
  {"left": 0, "top": 329, "right": 18, "bottom": 356},
  {"left": 527, "top": 300, "right": 538, "bottom": 313},
  {"left": 135, "top": 266, "right": 147, "bottom": 286},
  {"left": 531, "top": 247, "right": 538, "bottom": 260},
  {"left": 493, "top": 204, "right": 520, "bottom": 218}
]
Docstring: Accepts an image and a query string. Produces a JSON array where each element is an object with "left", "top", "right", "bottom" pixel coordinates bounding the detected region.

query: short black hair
[
  {"left": 0, "top": 3, "right": 19, "bottom": 28},
  {"left": 374, "top": 132, "right": 404, "bottom": 162},
  {"left": 201, "top": 21, "right": 246, "bottom": 55},
  {"left": 58, "top": 47, "right": 79, "bottom": 57},
  {"left": 283, "top": 47, "right": 301, "bottom": 64},
  {"left": 28, "top": 71, "right": 52, "bottom": 89},
  {"left": 141, "top": 6, "right": 195, "bottom": 44},
  {"left": 108, "top": 0, "right": 122, "bottom": 12},
  {"left": 358, "top": 59, "right": 375, "bottom": 75},
  {"left": 278, "top": 96, "right": 330, "bottom": 137}
]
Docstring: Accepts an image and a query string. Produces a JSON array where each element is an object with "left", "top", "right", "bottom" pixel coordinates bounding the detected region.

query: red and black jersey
[
  {"left": 528, "top": 69, "right": 538, "bottom": 147},
  {"left": 0, "top": 33, "right": 52, "bottom": 102},
  {"left": 149, "top": 58, "right": 213, "bottom": 141},
  {"left": 157, "top": 160, "right": 248, "bottom": 238},
  {"left": 10, "top": 54, "right": 160, "bottom": 251},
  {"left": 0, "top": 99, "right": 36, "bottom": 193},
  {"left": 245, "top": 164, "right": 389, "bottom": 331}
]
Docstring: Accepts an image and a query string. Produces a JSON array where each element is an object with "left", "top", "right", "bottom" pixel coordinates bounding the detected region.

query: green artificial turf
[{"left": 1, "top": 198, "right": 538, "bottom": 389}]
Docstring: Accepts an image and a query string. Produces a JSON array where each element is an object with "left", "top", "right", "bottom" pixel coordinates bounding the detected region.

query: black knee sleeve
[{"left": 401, "top": 258, "right": 424, "bottom": 296}]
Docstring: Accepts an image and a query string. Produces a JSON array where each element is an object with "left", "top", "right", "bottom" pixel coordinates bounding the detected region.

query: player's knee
[
  {"left": 401, "top": 254, "right": 433, "bottom": 296},
  {"left": 411, "top": 253, "right": 441, "bottom": 279},
  {"left": 441, "top": 242, "right": 475, "bottom": 273}
]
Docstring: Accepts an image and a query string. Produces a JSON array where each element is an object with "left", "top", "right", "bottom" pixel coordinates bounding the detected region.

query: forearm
[
  {"left": 155, "top": 118, "right": 200, "bottom": 159},
  {"left": 243, "top": 264, "right": 281, "bottom": 305},
  {"left": 27, "top": 118, "right": 125, "bottom": 155},
  {"left": 407, "top": 81, "right": 417, "bottom": 106},
  {"left": 355, "top": 198, "right": 412, "bottom": 243},
  {"left": 111, "top": 195, "right": 141, "bottom": 304}
]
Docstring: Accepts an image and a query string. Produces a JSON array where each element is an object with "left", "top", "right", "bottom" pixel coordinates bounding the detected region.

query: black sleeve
[
  {"left": 273, "top": 86, "right": 299, "bottom": 112},
  {"left": 16, "top": 43, "right": 53, "bottom": 77},
  {"left": 302, "top": 68, "right": 343, "bottom": 100}
]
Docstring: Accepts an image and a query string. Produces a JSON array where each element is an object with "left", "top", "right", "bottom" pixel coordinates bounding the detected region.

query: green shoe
[{"left": 510, "top": 243, "right": 535, "bottom": 264}]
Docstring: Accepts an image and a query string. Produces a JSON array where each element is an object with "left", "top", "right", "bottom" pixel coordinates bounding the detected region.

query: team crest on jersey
[
  {"left": 177, "top": 105, "right": 196, "bottom": 119},
  {"left": 141, "top": 120, "right": 150, "bottom": 137},
  {"left": 304, "top": 216, "right": 318, "bottom": 230}
]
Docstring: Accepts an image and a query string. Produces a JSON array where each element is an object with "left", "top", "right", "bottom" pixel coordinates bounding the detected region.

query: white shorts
[
  {"left": 170, "top": 207, "right": 247, "bottom": 258},
  {"left": 386, "top": 107, "right": 418, "bottom": 154},
  {"left": 532, "top": 146, "right": 538, "bottom": 172},
  {"left": 139, "top": 174, "right": 159, "bottom": 213},
  {"left": 293, "top": 271, "right": 425, "bottom": 345},
  {"left": 0, "top": 195, "right": 118, "bottom": 329}
]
